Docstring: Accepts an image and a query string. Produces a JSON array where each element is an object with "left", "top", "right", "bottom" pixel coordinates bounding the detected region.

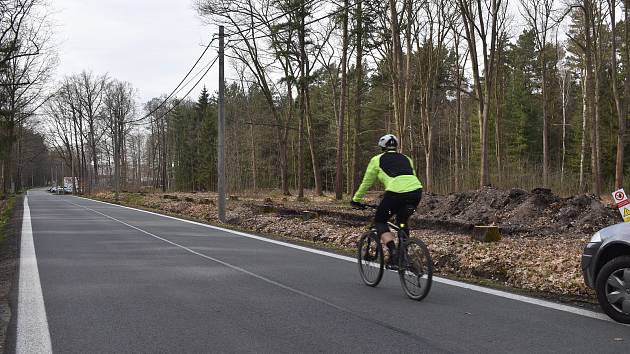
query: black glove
[{"left": 351, "top": 200, "right": 365, "bottom": 210}]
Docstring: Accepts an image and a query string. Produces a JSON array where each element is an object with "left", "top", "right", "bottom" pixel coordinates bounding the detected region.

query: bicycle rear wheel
[
  {"left": 357, "top": 232, "right": 384, "bottom": 287},
  {"left": 399, "top": 238, "right": 433, "bottom": 300}
]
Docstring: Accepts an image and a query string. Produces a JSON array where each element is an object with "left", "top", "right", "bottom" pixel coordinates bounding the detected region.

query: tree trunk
[
  {"left": 580, "top": 71, "right": 588, "bottom": 191},
  {"left": 541, "top": 57, "right": 549, "bottom": 187},
  {"left": 305, "top": 85, "right": 323, "bottom": 196},
  {"left": 250, "top": 121, "right": 257, "bottom": 192},
  {"left": 351, "top": 0, "right": 363, "bottom": 194},
  {"left": 297, "top": 0, "right": 306, "bottom": 199},
  {"left": 90, "top": 122, "right": 99, "bottom": 187},
  {"left": 457, "top": 0, "right": 498, "bottom": 188},
  {"left": 335, "top": 0, "right": 349, "bottom": 200},
  {"left": 280, "top": 133, "right": 290, "bottom": 195},
  {"left": 611, "top": 0, "right": 629, "bottom": 190},
  {"left": 424, "top": 120, "right": 433, "bottom": 191},
  {"left": 494, "top": 40, "right": 504, "bottom": 184},
  {"left": 561, "top": 71, "right": 568, "bottom": 185},
  {"left": 480, "top": 96, "right": 491, "bottom": 187},
  {"left": 455, "top": 72, "right": 462, "bottom": 191},
  {"left": 592, "top": 23, "right": 602, "bottom": 196},
  {"left": 402, "top": 0, "right": 413, "bottom": 152},
  {"left": 388, "top": 0, "right": 404, "bottom": 150}
]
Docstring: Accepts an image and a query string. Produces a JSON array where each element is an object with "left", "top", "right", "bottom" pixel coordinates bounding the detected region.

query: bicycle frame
[{"left": 357, "top": 204, "right": 409, "bottom": 238}]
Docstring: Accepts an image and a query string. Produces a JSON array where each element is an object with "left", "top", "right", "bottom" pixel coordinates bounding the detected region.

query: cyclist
[{"left": 351, "top": 134, "right": 423, "bottom": 265}]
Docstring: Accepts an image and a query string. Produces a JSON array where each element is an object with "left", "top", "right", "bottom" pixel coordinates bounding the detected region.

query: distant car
[
  {"left": 64, "top": 186, "right": 73, "bottom": 194},
  {"left": 50, "top": 186, "right": 66, "bottom": 194},
  {"left": 582, "top": 223, "right": 630, "bottom": 323}
]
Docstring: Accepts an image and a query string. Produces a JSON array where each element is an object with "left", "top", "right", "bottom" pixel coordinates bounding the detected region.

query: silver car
[{"left": 582, "top": 223, "right": 630, "bottom": 323}]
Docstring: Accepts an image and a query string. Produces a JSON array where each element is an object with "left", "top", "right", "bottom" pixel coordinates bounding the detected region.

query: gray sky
[{"left": 52, "top": 0, "right": 220, "bottom": 106}]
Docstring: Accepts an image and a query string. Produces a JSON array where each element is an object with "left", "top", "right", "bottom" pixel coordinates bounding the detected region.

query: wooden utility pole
[{"left": 218, "top": 26, "right": 226, "bottom": 222}]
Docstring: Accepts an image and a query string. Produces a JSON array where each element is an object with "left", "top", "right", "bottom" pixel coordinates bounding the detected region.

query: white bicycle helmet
[{"left": 378, "top": 134, "right": 398, "bottom": 149}]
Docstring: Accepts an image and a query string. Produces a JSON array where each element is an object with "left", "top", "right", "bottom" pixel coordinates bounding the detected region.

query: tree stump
[{"left": 472, "top": 225, "right": 502, "bottom": 242}]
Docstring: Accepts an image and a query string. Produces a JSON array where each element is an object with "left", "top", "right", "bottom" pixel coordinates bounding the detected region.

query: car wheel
[{"left": 595, "top": 256, "right": 630, "bottom": 324}]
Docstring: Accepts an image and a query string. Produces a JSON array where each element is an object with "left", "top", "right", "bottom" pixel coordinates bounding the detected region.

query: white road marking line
[
  {"left": 75, "top": 195, "right": 614, "bottom": 323},
  {"left": 17, "top": 194, "right": 53, "bottom": 354}
]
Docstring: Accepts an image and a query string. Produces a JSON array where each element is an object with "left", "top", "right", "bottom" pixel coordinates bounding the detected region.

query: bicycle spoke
[
  {"left": 399, "top": 239, "right": 433, "bottom": 301},
  {"left": 358, "top": 233, "right": 384, "bottom": 287}
]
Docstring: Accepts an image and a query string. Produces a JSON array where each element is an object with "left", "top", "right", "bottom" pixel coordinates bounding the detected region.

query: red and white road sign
[
  {"left": 614, "top": 190, "right": 626, "bottom": 202},
  {"left": 612, "top": 188, "right": 630, "bottom": 221}
]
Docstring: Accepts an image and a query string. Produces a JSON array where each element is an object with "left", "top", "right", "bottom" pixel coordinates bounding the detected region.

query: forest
[{"left": 3, "top": 0, "right": 630, "bottom": 199}]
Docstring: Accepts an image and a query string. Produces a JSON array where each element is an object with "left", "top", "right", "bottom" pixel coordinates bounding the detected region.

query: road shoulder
[{"left": 0, "top": 195, "right": 23, "bottom": 353}]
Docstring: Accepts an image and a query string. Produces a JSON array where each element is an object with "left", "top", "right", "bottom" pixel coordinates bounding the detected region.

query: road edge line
[
  {"left": 16, "top": 194, "right": 53, "bottom": 354},
  {"left": 75, "top": 196, "right": 613, "bottom": 323}
]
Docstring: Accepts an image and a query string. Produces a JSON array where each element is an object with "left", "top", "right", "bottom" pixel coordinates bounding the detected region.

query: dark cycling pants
[{"left": 374, "top": 189, "right": 422, "bottom": 237}]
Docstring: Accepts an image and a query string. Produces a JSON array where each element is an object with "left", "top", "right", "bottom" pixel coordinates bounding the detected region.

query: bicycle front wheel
[
  {"left": 357, "top": 232, "right": 384, "bottom": 287},
  {"left": 399, "top": 238, "right": 433, "bottom": 300}
]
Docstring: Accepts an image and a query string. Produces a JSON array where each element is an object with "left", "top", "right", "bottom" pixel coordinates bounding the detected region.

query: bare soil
[
  {"left": 416, "top": 187, "right": 619, "bottom": 236},
  {"left": 92, "top": 187, "right": 621, "bottom": 302}
]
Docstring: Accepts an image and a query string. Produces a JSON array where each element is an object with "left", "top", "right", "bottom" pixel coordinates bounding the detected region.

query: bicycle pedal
[{"left": 385, "top": 264, "right": 399, "bottom": 271}]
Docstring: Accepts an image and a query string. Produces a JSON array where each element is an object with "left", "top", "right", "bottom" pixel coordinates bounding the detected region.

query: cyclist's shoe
[{"left": 386, "top": 253, "right": 399, "bottom": 269}]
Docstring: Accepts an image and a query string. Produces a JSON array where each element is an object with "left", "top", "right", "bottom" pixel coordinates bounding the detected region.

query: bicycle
[{"left": 355, "top": 203, "right": 433, "bottom": 301}]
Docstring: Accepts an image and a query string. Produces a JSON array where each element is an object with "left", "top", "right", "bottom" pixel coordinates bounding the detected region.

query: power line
[
  {"left": 128, "top": 35, "right": 218, "bottom": 124},
  {"left": 131, "top": 54, "right": 220, "bottom": 127},
  {"left": 130, "top": 0, "right": 350, "bottom": 126},
  {"left": 173, "top": 56, "right": 216, "bottom": 98}
]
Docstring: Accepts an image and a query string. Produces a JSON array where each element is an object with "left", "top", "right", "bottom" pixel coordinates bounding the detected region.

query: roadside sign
[{"left": 612, "top": 188, "right": 630, "bottom": 222}]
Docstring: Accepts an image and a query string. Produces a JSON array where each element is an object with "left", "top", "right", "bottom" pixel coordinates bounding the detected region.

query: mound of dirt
[{"left": 415, "top": 187, "right": 620, "bottom": 236}]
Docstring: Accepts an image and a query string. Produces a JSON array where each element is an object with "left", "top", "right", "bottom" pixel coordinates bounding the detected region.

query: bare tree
[
  {"left": 579, "top": 68, "right": 587, "bottom": 190},
  {"left": 0, "top": 0, "right": 55, "bottom": 193},
  {"left": 457, "top": 0, "right": 508, "bottom": 187},
  {"left": 103, "top": 80, "right": 136, "bottom": 200},
  {"left": 416, "top": 0, "right": 453, "bottom": 191},
  {"left": 0, "top": 0, "right": 45, "bottom": 68},
  {"left": 73, "top": 71, "right": 108, "bottom": 190},
  {"left": 196, "top": 0, "right": 299, "bottom": 196},
  {"left": 569, "top": 0, "right": 604, "bottom": 195},
  {"left": 608, "top": 0, "right": 630, "bottom": 190},
  {"left": 145, "top": 97, "right": 171, "bottom": 192},
  {"left": 451, "top": 19, "right": 469, "bottom": 191},
  {"left": 520, "top": 0, "right": 557, "bottom": 187},
  {"left": 45, "top": 86, "right": 77, "bottom": 187},
  {"left": 556, "top": 44, "right": 572, "bottom": 185},
  {"left": 351, "top": 0, "right": 364, "bottom": 194},
  {"left": 335, "top": 0, "right": 350, "bottom": 199}
]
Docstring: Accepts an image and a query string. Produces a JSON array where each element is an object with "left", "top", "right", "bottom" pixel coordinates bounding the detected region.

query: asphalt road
[{"left": 15, "top": 190, "right": 630, "bottom": 353}]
